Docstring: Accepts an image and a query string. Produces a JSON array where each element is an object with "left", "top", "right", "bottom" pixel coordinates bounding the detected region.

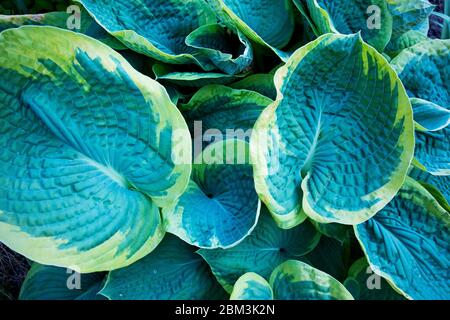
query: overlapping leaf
[
  {"left": 199, "top": 208, "right": 321, "bottom": 293},
  {"left": 355, "top": 177, "right": 450, "bottom": 299},
  {"left": 251, "top": 33, "right": 414, "bottom": 228},
  {"left": 163, "top": 140, "right": 260, "bottom": 249},
  {"left": 100, "top": 235, "right": 228, "bottom": 300},
  {"left": 0, "top": 26, "right": 191, "bottom": 272}
]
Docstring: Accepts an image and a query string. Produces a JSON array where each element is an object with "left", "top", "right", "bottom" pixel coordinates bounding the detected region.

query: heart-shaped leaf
[
  {"left": 355, "top": 177, "right": 450, "bottom": 299},
  {"left": 100, "top": 234, "right": 228, "bottom": 300},
  {"left": 0, "top": 26, "right": 191, "bottom": 272},
  {"left": 251, "top": 33, "right": 414, "bottom": 227},
  {"left": 163, "top": 139, "right": 260, "bottom": 249}
]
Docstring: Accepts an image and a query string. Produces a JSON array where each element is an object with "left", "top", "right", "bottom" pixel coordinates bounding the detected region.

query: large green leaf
[
  {"left": 77, "top": 0, "right": 216, "bottom": 68},
  {"left": 19, "top": 263, "right": 106, "bottom": 300},
  {"left": 100, "top": 234, "right": 228, "bottom": 300},
  {"left": 206, "top": 0, "right": 296, "bottom": 59},
  {"left": 163, "top": 139, "right": 260, "bottom": 249},
  {"left": 0, "top": 26, "right": 191, "bottom": 272},
  {"left": 180, "top": 85, "right": 273, "bottom": 145},
  {"left": 343, "top": 258, "right": 405, "bottom": 300},
  {"left": 355, "top": 177, "right": 450, "bottom": 299},
  {"left": 198, "top": 208, "right": 321, "bottom": 293},
  {"left": 299, "top": 0, "right": 393, "bottom": 52},
  {"left": 185, "top": 23, "right": 253, "bottom": 75},
  {"left": 251, "top": 33, "right": 414, "bottom": 228},
  {"left": 269, "top": 260, "right": 354, "bottom": 300},
  {"left": 230, "top": 272, "right": 273, "bottom": 300}
]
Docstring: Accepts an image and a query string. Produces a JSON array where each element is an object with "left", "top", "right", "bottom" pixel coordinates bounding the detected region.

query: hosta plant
[{"left": 0, "top": 0, "right": 448, "bottom": 301}]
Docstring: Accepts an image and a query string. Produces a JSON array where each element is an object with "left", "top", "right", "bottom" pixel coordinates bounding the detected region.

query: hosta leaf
[
  {"left": 163, "top": 139, "right": 260, "bottom": 249},
  {"left": 100, "top": 235, "right": 228, "bottom": 300},
  {"left": 230, "top": 74, "right": 277, "bottom": 100},
  {"left": 415, "top": 126, "right": 450, "bottom": 176},
  {"left": 230, "top": 273, "right": 273, "bottom": 300},
  {"left": 19, "top": 263, "right": 106, "bottom": 300},
  {"left": 77, "top": 0, "right": 216, "bottom": 68},
  {"left": 409, "top": 166, "right": 450, "bottom": 211},
  {"left": 0, "top": 26, "right": 191, "bottom": 272},
  {"left": 0, "top": 8, "right": 126, "bottom": 49},
  {"left": 384, "top": 30, "right": 428, "bottom": 58},
  {"left": 185, "top": 24, "right": 253, "bottom": 75},
  {"left": 153, "top": 63, "right": 244, "bottom": 87},
  {"left": 180, "top": 85, "right": 273, "bottom": 145},
  {"left": 387, "top": 0, "right": 435, "bottom": 39},
  {"left": 411, "top": 98, "right": 450, "bottom": 132},
  {"left": 251, "top": 33, "right": 414, "bottom": 227},
  {"left": 198, "top": 208, "right": 321, "bottom": 293},
  {"left": 299, "top": 0, "right": 393, "bottom": 52},
  {"left": 391, "top": 39, "right": 449, "bottom": 111},
  {"left": 269, "top": 260, "right": 354, "bottom": 300},
  {"left": 206, "top": 0, "right": 296, "bottom": 59},
  {"left": 355, "top": 177, "right": 450, "bottom": 300},
  {"left": 343, "top": 258, "right": 405, "bottom": 300}
]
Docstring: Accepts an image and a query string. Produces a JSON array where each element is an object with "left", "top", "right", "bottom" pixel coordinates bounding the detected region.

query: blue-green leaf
[
  {"left": 186, "top": 24, "right": 253, "bottom": 75},
  {"left": 299, "top": 0, "right": 393, "bottom": 52},
  {"left": 411, "top": 98, "right": 450, "bottom": 132},
  {"left": 0, "top": 8, "right": 126, "bottom": 49},
  {"left": 409, "top": 166, "right": 449, "bottom": 211},
  {"left": 0, "top": 26, "right": 191, "bottom": 272},
  {"left": 343, "top": 258, "right": 405, "bottom": 300},
  {"left": 198, "top": 208, "right": 321, "bottom": 293},
  {"left": 77, "top": 0, "right": 216, "bottom": 69},
  {"left": 100, "top": 235, "right": 228, "bottom": 300},
  {"left": 230, "top": 74, "right": 277, "bottom": 100},
  {"left": 180, "top": 85, "right": 273, "bottom": 145},
  {"left": 355, "top": 177, "right": 450, "bottom": 299},
  {"left": 270, "top": 260, "right": 354, "bottom": 300},
  {"left": 251, "top": 33, "right": 414, "bottom": 227},
  {"left": 163, "top": 139, "right": 260, "bottom": 249},
  {"left": 19, "top": 263, "right": 106, "bottom": 300},
  {"left": 230, "top": 272, "right": 273, "bottom": 300}
]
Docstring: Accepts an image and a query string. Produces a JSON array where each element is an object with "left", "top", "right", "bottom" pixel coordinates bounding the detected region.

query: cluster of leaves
[{"left": 0, "top": 0, "right": 448, "bottom": 300}]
